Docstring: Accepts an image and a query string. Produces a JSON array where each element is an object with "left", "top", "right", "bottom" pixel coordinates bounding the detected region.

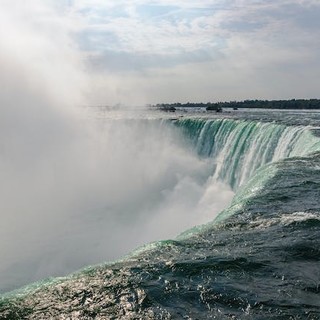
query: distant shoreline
[{"left": 152, "top": 99, "right": 320, "bottom": 111}]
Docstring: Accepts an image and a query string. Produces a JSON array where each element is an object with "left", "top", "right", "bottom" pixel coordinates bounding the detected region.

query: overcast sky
[{"left": 3, "top": 0, "right": 320, "bottom": 105}]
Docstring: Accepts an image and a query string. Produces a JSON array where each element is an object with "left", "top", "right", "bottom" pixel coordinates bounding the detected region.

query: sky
[
  {"left": 1, "top": 0, "right": 319, "bottom": 105},
  {"left": 63, "top": 0, "right": 320, "bottom": 105}
]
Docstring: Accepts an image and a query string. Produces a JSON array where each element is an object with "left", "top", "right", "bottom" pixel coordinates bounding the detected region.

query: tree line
[{"left": 152, "top": 99, "right": 320, "bottom": 111}]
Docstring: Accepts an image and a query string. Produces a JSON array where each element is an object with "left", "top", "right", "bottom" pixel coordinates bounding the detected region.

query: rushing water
[{"left": 1, "top": 109, "right": 320, "bottom": 319}]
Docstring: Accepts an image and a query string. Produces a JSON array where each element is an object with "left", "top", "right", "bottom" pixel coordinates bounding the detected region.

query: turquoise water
[{"left": 1, "top": 111, "right": 320, "bottom": 319}]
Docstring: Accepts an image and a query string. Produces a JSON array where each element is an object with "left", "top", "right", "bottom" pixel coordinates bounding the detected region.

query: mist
[{"left": 0, "top": 1, "right": 234, "bottom": 293}]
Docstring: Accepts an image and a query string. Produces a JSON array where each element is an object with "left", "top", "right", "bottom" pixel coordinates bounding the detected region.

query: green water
[{"left": 1, "top": 114, "right": 320, "bottom": 319}]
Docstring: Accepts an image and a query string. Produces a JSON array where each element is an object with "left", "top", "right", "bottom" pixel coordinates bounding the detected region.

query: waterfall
[{"left": 175, "top": 118, "right": 320, "bottom": 189}]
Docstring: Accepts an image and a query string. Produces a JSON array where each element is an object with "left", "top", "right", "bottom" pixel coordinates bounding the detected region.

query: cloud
[
  {"left": 72, "top": 0, "right": 320, "bottom": 104},
  {"left": 73, "top": 0, "right": 320, "bottom": 57},
  {"left": 73, "top": 1, "right": 226, "bottom": 54}
]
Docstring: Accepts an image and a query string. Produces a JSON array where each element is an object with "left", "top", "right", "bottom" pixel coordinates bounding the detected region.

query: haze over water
[{"left": 1, "top": 2, "right": 320, "bottom": 318}]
